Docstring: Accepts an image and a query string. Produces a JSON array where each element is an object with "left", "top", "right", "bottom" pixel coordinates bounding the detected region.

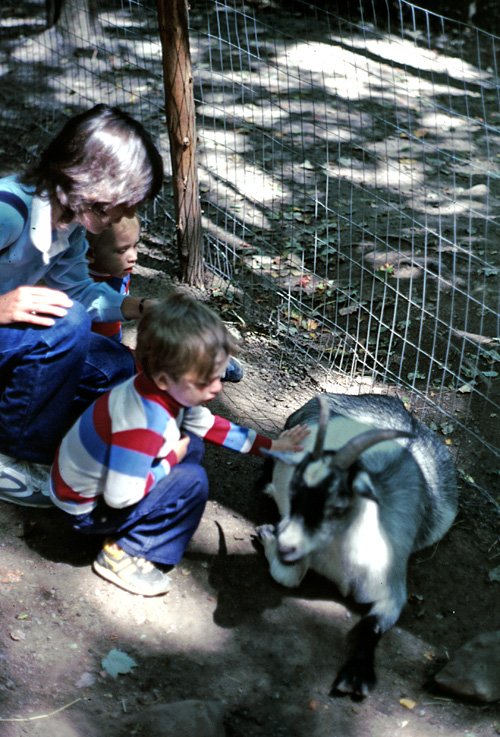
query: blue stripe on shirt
[
  {"left": 224, "top": 424, "right": 256, "bottom": 452},
  {"left": 0, "top": 191, "right": 29, "bottom": 223},
  {"left": 78, "top": 406, "right": 110, "bottom": 465},
  {"left": 140, "top": 395, "right": 172, "bottom": 436},
  {"left": 108, "top": 444, "right": 153, "bottom": 478}
]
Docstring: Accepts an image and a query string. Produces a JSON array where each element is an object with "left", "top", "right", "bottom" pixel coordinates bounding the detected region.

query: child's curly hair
[{"left": 135, "top": 291, "right": 239, "bottom": 382}]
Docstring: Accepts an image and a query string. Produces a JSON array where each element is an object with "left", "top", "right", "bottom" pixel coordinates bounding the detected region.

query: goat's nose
[{"left": 278, "top": 541, "right": 297, "bottom": 560}]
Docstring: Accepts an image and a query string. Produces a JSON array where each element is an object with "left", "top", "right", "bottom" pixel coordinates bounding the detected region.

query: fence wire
[{"left": 1, "top": 0, "right": 500, "bottom": 497}]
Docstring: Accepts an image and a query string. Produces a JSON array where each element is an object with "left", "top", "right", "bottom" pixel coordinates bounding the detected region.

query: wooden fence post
[{"left": 156, "top": 0, "right": 204, "bottom": 286}]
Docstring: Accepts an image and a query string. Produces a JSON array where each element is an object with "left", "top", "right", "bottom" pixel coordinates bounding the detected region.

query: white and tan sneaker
[{"left": 0, "top": 453, "right": 52, "bottom": 508}]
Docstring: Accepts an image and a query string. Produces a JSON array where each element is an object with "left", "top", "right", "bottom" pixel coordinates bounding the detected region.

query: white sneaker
[
  {"left": 0, "top": 453, "right": 53, "bottom": 508},
  {"left": 222, "top": 356, "right": 244, "bottom": 383}
]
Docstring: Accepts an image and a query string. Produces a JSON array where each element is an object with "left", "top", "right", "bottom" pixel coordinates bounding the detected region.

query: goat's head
[{"left": 267, "top": 396, "right": 415, "bottom": 562}]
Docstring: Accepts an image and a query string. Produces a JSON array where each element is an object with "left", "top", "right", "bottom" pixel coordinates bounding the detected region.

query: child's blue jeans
[
  {"left": 0, "top": 302, "right": 136, "bottom": 464},
  {"left": 63, "top": 433, "right": 209, "bottom": 566}
]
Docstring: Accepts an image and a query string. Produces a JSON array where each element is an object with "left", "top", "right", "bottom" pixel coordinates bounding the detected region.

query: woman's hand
[
  {"left": 270, "top": 424, "right": 310, "bottom": 453},
  {"left": 0, "top": 286, "right": 73, "bottom": 327}
]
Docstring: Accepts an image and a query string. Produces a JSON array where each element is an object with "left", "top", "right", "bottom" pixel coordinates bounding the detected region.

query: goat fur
[{"left": 258, "top": 393, "right": 458, "bottom": 698}]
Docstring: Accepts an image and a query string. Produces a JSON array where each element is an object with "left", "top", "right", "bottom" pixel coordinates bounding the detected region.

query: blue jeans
[
  {"left": 0, "top": 302, "right": 135, "bottom": 464},
  {"left": 63, "top": 433, "right": 209, "bottom": 566}
]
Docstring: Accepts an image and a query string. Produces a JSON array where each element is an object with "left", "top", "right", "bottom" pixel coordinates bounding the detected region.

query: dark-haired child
[
  {"left": 87, "top": 214, "right": 141, "bottom": 342},
  {"left": 86, "top": 214, "right": 244, "bottom": 384},
  {"left": 50, "top": 292, "right": 308, "bottom": 597}
]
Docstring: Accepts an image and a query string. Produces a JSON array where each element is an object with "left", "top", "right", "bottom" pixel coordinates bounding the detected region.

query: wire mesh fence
[{"left": 1, "top": 0, "right": 500, "bottom": 497}]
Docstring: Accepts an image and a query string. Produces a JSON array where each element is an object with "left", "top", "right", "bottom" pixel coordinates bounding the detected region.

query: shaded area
[{"left": 2, "top": 0, "right": 500, "bottom": 479}]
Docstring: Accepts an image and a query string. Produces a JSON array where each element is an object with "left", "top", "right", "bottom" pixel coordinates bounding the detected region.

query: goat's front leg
[
  {"left": 331, "top": 614, "right": 381, "bottom": 698},
  {"left": 256, "top": 524, "right": 309, "bottom": 588},
  {"left": 332, "top": 584, "right": 406, "bottom": 699}
]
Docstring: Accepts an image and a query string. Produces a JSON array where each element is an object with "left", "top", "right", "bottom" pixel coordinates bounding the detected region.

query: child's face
[
  {"left": 154, "top": 353, "right": 229, "bottom": 407},
  {"left": 79, "top": 203, "right": 137, "bottom": 235},
  {"left": 89, "top": 219, "right": 140, "bottom": 278}
]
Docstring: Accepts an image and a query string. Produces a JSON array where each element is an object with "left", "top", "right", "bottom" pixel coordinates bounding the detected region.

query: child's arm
[
  {"left": 270, "top": 424, "right": 310, "bottom": 453},
  {"left": 183, "top": 405, "right": 310, "bottom": 456}
]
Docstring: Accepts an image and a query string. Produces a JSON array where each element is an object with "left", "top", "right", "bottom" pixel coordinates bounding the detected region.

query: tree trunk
[
  {"left": 156, "top": 0, "right": 204, "bottom": 286},
  {"left": 46, "top": 0, "right": 98, "bottom": 46}
]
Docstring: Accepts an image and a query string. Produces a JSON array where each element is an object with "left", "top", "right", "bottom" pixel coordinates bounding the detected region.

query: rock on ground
[{"left": 434, "top": 630, "right": 500, "bottom": 703}]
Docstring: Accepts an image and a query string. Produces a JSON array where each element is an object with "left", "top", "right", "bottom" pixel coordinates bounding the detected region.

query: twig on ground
[{"left": 0, "top": 697, "right": 82, "bottom": 722}]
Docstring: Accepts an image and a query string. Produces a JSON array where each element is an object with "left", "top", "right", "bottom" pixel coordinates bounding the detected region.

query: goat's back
[{"left": 285, "top": 393, "right": 458, "bottom": 550}]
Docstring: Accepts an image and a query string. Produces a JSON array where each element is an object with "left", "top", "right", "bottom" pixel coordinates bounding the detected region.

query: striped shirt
[
  {"left": 50, "top": 372, "right": 272, "bottom": 515},
  {"left": 89, "top": 271, "right": 130, "bottom": 341}
]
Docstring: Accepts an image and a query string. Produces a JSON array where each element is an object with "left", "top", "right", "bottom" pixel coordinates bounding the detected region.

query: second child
[
  {"left": 87, "top": 214, "right": 141, "bottom": 342},
  {"left": 50, "top": 292, "right": 309, "bottom": 597},
  {"left": 86, "top": 216, "right": 244, "bottom": 382}
]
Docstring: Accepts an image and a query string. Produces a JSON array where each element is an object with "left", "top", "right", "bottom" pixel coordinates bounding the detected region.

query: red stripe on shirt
[
  {"left": 250, "top": 434, "right": 273, "bottom": 455},
  {"left": 133, "top": 372, "right": 183, "bottom": 417},
  {"left": 91, "top": 321, "right": 121, "bottom": 338},
  {"left": 93, "top": 393, "right": 112, "bottom": 445},
  {"left": 204, "top": 416, "right": 231, "bottom": 445},
  {"left": 112, "top": 428, "right": 164, "bottom": 456},
  {"left": 164, "top": 449, "right": 178, "bottom": 468},
  {"left": 51, "top": 447, "right": 99, "bottom": 505}
]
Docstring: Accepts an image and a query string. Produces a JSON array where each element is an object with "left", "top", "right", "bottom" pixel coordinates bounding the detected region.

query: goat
[{"left": 257, "top": 393, "right": 458, "bottom": 698}]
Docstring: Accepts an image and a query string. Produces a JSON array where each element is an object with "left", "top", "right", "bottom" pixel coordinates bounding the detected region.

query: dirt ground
[{"left": 0, "top": 256, "right": 499, "bottom": 737}]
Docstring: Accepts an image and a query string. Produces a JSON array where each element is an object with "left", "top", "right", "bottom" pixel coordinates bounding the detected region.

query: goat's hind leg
[{"left": 256, "top": 524, "right": 308, "bottom": 588}]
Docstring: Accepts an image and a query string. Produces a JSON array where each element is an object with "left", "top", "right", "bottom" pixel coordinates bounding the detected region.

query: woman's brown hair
[{"left": 21, "top": 104, "right": 163, "bottom": 223}]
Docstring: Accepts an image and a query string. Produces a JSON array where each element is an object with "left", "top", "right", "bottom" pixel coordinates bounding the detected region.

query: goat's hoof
[
  {"left": 331, "top": 663, "right": 375, "bottom": 700},
  {"left": 255, "top": 524, "right": 276, "bottom": 544}
]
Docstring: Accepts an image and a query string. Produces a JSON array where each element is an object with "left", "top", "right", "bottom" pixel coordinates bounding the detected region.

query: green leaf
[
  {"left": 440, "top": 421, "right": 455, "bottom": 435},
  {"left": 101, "top": 649, "right": 138, "bottom": 679},
  {"left": 488, "top": 566, "right": 500, "bottom": 583}
]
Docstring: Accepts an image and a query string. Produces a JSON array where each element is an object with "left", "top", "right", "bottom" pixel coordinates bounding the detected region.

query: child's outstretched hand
[{"left": 271, "top": 424, "right": 310, "bottom": 453}]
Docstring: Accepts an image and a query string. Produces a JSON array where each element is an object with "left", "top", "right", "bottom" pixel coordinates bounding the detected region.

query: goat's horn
[
  {"left": 332, "top": 429, "right": 415, "bottom": 470},
  {"left": 312, "top": 395, "right": 330, "bottom": 459}
]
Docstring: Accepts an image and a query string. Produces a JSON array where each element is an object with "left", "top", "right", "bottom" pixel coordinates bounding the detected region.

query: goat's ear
[
  {"left": 351, "top": 470, "right": 378, "bottom": 502},
  {"left": 260, "top": 448, "right": 303, "bottom": 466}
]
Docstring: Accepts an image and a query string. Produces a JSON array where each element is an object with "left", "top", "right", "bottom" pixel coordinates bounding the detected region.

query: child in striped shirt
[{"left": 50, "top": 291, "right": 309, "bottom": 596}]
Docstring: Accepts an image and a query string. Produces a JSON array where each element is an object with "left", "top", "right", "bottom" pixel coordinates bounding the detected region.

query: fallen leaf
[
  {"left": 339, "top": 304, "right": 361, "bottom": 316},
  {"left": 399, "top": 697, "right": 417, "bottom": 710},
  {"left": 0, "top": 569, "right": 22, "bottom": 584},
  {"left": 488, "top": 565, "right": 500, "bottom": 583},
  {"left": 10, "top": 629, "right": 26, "bottom": 641},
  {"left": 76, "top": 672, "right": 96, "bottom": 688},
  {"left": 101, "top": 649, "right": 138, "bottom": 679}
]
